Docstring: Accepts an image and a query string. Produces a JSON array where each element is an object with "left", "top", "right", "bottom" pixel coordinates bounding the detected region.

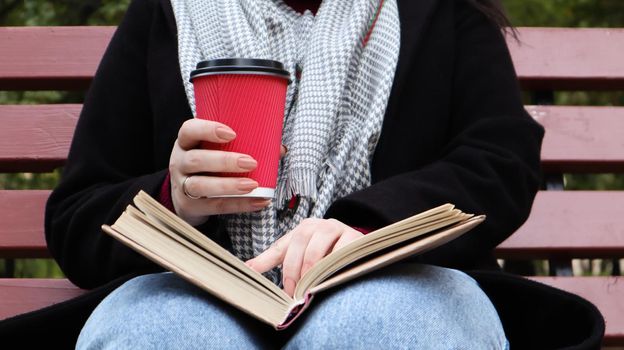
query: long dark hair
[
  {"left": 467, "top": 0, "right": 511, "bottom": 27},
  {"left": 466, "top": 0, "right": 518, "bottom": 37}
]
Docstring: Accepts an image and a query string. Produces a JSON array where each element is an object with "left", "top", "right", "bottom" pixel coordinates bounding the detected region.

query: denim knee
[
  {"left": 76, "top": 272, "right": 269, "bottom": 349},
  {"left": 285, "top": 264, "right": 508, "bottom": 350}
]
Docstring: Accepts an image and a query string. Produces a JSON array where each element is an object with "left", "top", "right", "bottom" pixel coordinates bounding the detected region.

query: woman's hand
[
  {"left": 245, "top": 218, "right": 364, "bottom": 297},
  {"left": 169, "top": 118, "right": 278, "bottom": 226}
]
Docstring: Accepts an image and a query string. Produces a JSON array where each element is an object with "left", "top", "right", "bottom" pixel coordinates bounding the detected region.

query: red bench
[{"left": 1, "top": 26, "right": 623, "bottom": 345}]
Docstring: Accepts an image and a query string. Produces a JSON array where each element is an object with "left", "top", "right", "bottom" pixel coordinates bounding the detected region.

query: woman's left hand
[{"left": 245, "top": 218, "right": 364, "bottom": 297}]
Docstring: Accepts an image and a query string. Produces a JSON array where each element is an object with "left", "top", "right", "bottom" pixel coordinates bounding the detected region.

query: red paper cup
[{"left": 190, "top": 58, "right": 290, "bottom": 199}]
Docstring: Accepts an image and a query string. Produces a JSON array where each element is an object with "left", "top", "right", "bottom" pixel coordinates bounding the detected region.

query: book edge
[{"left": 307, "top": 215, "right": 485, "bottom": 296}]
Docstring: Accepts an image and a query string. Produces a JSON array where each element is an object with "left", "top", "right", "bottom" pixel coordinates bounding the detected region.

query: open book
[{"left": 102, "top": 191, "right": 484, "bottom": 330}]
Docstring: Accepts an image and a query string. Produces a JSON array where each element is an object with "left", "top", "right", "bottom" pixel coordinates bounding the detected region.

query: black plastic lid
[{"left": 190, "top": 58, "right": 290, "bottom": 81}]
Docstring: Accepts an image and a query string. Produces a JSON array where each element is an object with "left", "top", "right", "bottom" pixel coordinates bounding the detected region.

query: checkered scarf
[{"left": 171, "top": 0, "right": 400, "bottom": 283}]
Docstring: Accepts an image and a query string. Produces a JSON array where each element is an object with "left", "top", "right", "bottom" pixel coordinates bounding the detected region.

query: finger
[
  {"left": 178, "top": 119, "right": 236, "bottom": 150},
  {"left": 182, "top": 175, "right": 259, "bottom": 198},
  {"left": 178, "top": 196, "right": 271, "bottom": 217},
  {"left": 180, "top": 149, "right": 257, "bottom": 174},
  {"left": 332, "top": 229, "right": 364, "bottom": 253},
  {"left": 282, "top": 223, "right": 320, "bottom": 296},
  {"left": 280, "top": 144, "right": 287, "bottom": 158},
  {"left": 246, "top": 234, "right": 293, "bottom": 274},
  {"left": 300, "top": 226, "right": 342, "bottom": 278},
  {"left": 281, "top": 226, "right": 315, "bottom": 297}
]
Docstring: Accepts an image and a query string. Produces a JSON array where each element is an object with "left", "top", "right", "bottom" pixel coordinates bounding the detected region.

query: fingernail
[
  {"left": 237, "top": 156, "right": 257, "bottom": 170},
  {"left": 238, "top": 179, "right": 258, "bottom": 192},
  {"left": 215, "top": 127, "right": 236, "bottom": 141},
  {"left": 283, "top": 278, "right": 295, "bottom": 295},
  {"left": 251, "top": 199, "right": 271, "bottom": 208}
]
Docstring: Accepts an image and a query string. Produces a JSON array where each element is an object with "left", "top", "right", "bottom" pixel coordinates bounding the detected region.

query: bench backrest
[{"left": 1, "top": 26, "right": 624, "bottom": 261}]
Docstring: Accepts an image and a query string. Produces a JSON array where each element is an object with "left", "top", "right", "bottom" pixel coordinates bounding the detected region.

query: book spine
[{"left": 276, "top": 293, "right": 313, "bottom": 330}]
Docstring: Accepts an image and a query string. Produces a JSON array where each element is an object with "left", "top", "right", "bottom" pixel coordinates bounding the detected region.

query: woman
[{"left": 34, "top": 0, "right": 601, "bottom": 348}]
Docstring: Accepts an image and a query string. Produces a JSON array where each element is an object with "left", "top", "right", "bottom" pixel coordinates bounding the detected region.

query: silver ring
[{"left": 182, "top": 175, "right": 202, "bottom": 200}]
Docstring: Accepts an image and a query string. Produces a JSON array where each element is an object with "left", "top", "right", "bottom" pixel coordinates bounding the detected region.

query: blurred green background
[{"left": 0, "top": 0, "right": 623, "bottom": 278}]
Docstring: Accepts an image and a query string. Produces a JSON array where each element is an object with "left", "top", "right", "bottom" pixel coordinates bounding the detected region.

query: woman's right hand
[{"left": 169, "top": 118, "right": 272, "bottom": 226}]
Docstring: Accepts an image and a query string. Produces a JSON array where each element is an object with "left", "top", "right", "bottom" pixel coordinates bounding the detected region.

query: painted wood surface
[
  {"left": 1, "top": 27, "right": 623, "bottom": 90},
  {"left": 0, "top": 104, "right": 80, "bottom": 172}
]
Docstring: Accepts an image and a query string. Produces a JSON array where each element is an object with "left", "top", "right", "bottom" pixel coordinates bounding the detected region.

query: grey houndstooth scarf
[{"left": 170, "top": 0, "right": 400, "bottom": 284}]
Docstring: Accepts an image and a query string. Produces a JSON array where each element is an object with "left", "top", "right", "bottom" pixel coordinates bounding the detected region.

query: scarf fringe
[{"left": 275, "top": 168, "right": 318, "bottom": 207}]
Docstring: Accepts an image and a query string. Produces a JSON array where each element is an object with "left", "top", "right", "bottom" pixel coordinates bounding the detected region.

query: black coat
[{"left": 0, "top": 0, "right": 604, "bottom": 348}]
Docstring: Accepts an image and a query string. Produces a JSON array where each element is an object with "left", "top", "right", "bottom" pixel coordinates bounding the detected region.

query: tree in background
[
  {"left": 0, "top": 0, "right": 130, "bottom": 25},
  {"left": 504, "top": 0, "right": 624, "bottom": 28},
  {"left": 2, "top": 0, "right": 624, "bottom": 27}
]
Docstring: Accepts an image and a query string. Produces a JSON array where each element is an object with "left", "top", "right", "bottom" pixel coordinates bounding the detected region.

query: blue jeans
[{"left": 77, "top": 264, "right": 508, "bottom": 349}]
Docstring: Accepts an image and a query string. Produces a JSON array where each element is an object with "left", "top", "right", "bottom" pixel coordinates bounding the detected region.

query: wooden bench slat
[
  {"left": 0, "top": 190, "right": 51, "bottom": 258},
  {"left": 0, "top": 104, "right": 80, "bottom": 173},
  {"left": 509, "top": 28, "right": 624, "bottom": 90},
  {"left": 0, "top": 279, "right": 87, "bottom": 320},
  {"left": 0, "top": 27, "right": 114, "bottom": 90},
  {"left": 3, "top": 189, "right": 624, "bottom": 260},
  {"left": 531, "top": 276, "right": 624, "bottom": 346},
  {"left": 1, "top": 27, "right": 623, "bottom": 91},
  {"left": 497, "top": 191, "right": 624, "bottom": 259},
  {"left": 532, "top": 105, "right": 624, "bottom": 173},
  {"left": 2, "top": 105, "right": 623, "bottom": 173}
]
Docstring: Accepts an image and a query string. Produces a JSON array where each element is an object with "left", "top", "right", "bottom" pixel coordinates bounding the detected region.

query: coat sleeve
[
  {"left": 325, "top": 2, "right": 545, "bottom": 268},
  {"left": 45, "top": 0, "right": 179, "bottom": 289}
]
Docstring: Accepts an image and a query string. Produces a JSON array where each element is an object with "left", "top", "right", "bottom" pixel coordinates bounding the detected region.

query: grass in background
[
  {"left": 0, "top": 259, "right": 64, "bottom": 278},
  {"left": 0, "top": 170, "right": 62, "bottom": 190},
  {"left": 566, "top": 174, "right": 624, "bottom": 191}
]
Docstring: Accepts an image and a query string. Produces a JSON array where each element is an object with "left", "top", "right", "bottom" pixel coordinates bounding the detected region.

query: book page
[
  {"left": 124, "top": 205, "right": 289, "bottom": 304},
  {"left": 132, "top": 191, "right": 287, "bottom": 301},
  {"left": 294, "top": 207, "right": 475, "bottom": 299},
  {"left": 103, "top": 217, "right": 289, "bottom": 326},
  {"left": 103, "top": 192, "right": 482, "bottom": 329},
  {"left": 307, "top": 216, "right": 485, "bottom": 295}
]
